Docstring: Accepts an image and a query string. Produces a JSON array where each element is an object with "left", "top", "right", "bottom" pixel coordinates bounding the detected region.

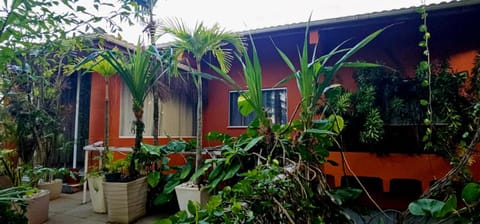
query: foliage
[
  {"left": 0, "top": 186, "right": 34, "bottom": 224},
  {"left": 275, "top": 20, "right": 384, "bottom": 131},
  {"left": 137, "top": 141, "right": 193, "bottom": 209},
  {"left": 78, "top": 42, "right": 167, "bottom": 177},
  {"left": 0, "top": 0, "right": 141, "bottom": 166},
  {"left": 161, "top": 162, "right": 362, "bottom": 224},
  {"left": 192, "top": 132, "right": 263, "bottom": 192},
  {"left": 408, "top": 182, "right": 480, "bottom": 223},
  {"left": 162, "top": 19, "right": 245, "bottom": 184}
]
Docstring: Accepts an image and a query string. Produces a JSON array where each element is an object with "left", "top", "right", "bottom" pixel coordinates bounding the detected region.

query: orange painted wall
[{"left": 88, "top": 29, "right": 480, "bottom": 193}]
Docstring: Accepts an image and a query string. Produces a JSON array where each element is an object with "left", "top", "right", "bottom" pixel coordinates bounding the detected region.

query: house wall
[
  {"left": 87, "top": 4, "right": 480, "bottom": 203},
  {"left": 201, "top": 16, "right": 480, "bottom": 196}
]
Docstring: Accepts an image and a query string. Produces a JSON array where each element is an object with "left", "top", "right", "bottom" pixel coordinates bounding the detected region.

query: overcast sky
[
  {"left": 1, "top": 0, "right": 449, "bottom": 44},
  {"left": 118, "top": 0, "right": 448, "bottom": 44}
]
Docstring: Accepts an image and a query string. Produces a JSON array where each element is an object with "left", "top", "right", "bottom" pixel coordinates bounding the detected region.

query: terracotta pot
[{"left": 103, "top": 176, "right": 147, "bottom": 223}]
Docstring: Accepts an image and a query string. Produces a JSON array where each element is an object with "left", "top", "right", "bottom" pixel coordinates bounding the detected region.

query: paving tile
[
  {"left": 44, "top": 190, "right": 172, "bottom": 224},
  {"left": 45, "top": 214, "right": 85, "bottom": 224}
]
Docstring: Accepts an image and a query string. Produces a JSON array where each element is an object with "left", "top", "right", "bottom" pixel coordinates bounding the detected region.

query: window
[
  {"left": 229, "top": 88, "right": 287, "bottom": 127},
  {"left": 119, "top": 82, "right": 195, "bottom": 137}
]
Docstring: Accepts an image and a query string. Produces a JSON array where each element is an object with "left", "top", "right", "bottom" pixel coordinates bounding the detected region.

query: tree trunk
[
  {"left": 194, "top": 62, "right": 203, "bottom": 185},
  {"left": 103, "top": 78, "right": 110, "bottom": 169},
  {"left": 153, "top": 87, "right": 159, "bottom": 146}
]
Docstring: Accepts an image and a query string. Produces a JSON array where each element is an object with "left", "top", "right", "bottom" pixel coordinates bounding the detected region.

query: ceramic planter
[
  {"left": 87, "top": 175, "right": 107, "bottom": 213},
  {"left": 38, "top": 179, "right": 62, "bottom": 200},
  {"left": 174, "top": 182, "right": 209, "bottom": 212},
  {"left": 25, "top": 189, "right": 50, "bottom": 224},
  {"left": 103, "top": 176, "right": 147, "bottom": 223}
]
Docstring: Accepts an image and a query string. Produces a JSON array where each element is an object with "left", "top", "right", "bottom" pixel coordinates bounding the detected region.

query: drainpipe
[{"left": 72, "top": 73, "right": 81, "bottom": 168}]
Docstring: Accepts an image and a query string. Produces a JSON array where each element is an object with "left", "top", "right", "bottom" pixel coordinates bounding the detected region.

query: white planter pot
[
  {"left": 25, "top": 189, "right": 50, "bottom": 224},
  {"left": 103, "top": 176, "right": 147, "bottom": 224},
  {"left": 175, "top": 182, "right": 209, "bottom": 212},
  {"left": 38, "top": 179, "right": 62, "bottom": 200},
  {"left": 88, "top": 175, "right": 107, "bottom": 213}
]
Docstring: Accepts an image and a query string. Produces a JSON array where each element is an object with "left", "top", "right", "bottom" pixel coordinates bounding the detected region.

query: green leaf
[
  {"left": 76, "top": 5, "right": 86, "bottom": 12},
  {"left": 420, "top": 99, "right": 429, "bottom": 106},
  {"left": 462, "top": 182, "right": 480, "bottom": 203},
  {"left": 304, "top": 129, "right": 335, "bottom": 135},
  {"left": 408, "top": 198, "right": 445, "bottom": 217},
  {"left": 147, "top": 171, "right": 160, "bottom": 187},
  {"left": 163, "top": 179, "right": 180, "bottom": 194},
  {"left": 187, "top": 200, "right": 200, "bottom": 215},
  {"left": 330, "top": 115, "right": 344, "bottom": 134},
  {"left": 419, "top": 61, "right": 429, "bottom": 71},
  {"left": 419, "top": 24, "right": 427, "bottom": 32},
  {"left": 437, "top": 194, "right": 457, "bottom": 218},
  {"left": 205, "top": 195, "right": 222, "bottom": 212},
  {"left": 178, "top": 163, "right": 192, "bottom": 179},
  {"left": 328, "top": 187, "right": 362, "bottom": 205},
  {"left": 223, "top": 162, "right": 241, "bottom": 181},
  {"left": 243, "top": 136, "right": 264, "bottom": 152},
  {"left": 237, "top": 94, "right": 254, "bottom": 116},
  {"left": 154, "top": 219, "right": 173, "bottom": 224},
  {"left": 154, "top": 193, "right": 173, "bottom": 205}
]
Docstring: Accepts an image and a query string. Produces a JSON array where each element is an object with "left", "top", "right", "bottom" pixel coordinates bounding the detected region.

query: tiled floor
[{"left": 45, "top": 191, "right": 168, "bottom": 224}]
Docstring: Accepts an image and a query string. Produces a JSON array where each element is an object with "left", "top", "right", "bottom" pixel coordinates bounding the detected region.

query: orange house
[{"left": 87, "top": 1, "right": 480, "bottom": 208}]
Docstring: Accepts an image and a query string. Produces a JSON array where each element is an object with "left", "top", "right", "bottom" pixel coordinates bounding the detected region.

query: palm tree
[
  {"left": 162, "top": 20, "right": 244, "bottom": 184},
  {"left": 126, "top": 0, "right": 163, "bottom": 145},
  {"left": 97, "top": 43, "right": 166, "bottom": 176},
  {"left": 78, "top": 55, "right": 116, "bottom": 169}
]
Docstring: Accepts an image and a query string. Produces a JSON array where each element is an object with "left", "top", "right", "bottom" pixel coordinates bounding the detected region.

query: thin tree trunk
[
  {"left": 153, "top": 88, "right": 159, "bottom": 145},
  {"left": 103, "top": 78, "right": 110, "bottom": 168},
  {"left": 194, "top": 62, "right": 203, "bottom": 185}
]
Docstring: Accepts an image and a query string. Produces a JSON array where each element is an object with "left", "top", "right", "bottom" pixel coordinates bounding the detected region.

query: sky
[
  {"left": 112, "top": 0, "right": 448, "bottom": 44},
  {"left": 1, "top": 0, "right": 448, "bottom": 44}
]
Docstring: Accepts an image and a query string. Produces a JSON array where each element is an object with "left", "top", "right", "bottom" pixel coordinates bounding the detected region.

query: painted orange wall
[{"left": 87, "top": 34, "right": 480, "bottom": 194}]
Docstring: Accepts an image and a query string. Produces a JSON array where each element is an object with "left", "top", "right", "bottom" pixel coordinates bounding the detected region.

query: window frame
[{"left": 228, "top": 87, "right": 288, "bottom": 128}]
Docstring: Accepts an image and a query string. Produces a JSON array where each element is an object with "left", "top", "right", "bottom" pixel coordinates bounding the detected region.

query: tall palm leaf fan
[
  {"left": 161, "top": 18, "right": 245, "bottom": 184},
  {"left": 101, "top": 43, "right": 165, "bottom": 176}
]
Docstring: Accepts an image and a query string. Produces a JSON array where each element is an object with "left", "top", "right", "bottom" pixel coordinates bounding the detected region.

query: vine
[{"left": 417, "top": 1, "right": 434, "bottom": 150}]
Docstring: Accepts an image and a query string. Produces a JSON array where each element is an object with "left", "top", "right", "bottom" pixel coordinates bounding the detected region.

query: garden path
[{"left": 45, "top": 190, "right": 167, "bottom": 224}]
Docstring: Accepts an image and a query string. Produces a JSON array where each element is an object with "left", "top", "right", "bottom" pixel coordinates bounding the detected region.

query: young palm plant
[
  {"left": 209, "top": 37, "right": 271, "bottom": 142},
  {"left": 162, "top": 19, "right": 244, "bottom": 184},
  {"left": 81, "top": 43, "right": 167, "bottom": 177},
  {"left": 77, "top": 55, "right": 116, "bottom": 169},
  {"left": 276, "top": 23, "right": 386, "bottom": 131}
]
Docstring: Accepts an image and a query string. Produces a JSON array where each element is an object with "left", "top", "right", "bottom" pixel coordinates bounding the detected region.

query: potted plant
[
  {"left": 86, "top": 165, "right": 107, "bottom": 213},
  {"left": 2, "top": 164, "right": 51, "bottom": 224},
  {"left": 78, "top": 40, "right": 167, "bottom": 223},
  {"left": 162, "top": 19, "right": 244, "bottom": 209},
  {"left": 31, "top": 167, "right": 63, "bottom": 200}
]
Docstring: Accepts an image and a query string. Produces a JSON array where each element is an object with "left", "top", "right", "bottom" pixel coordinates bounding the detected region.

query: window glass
[{"left": 229, "top": 88, "right": 287, "bottom": 127}]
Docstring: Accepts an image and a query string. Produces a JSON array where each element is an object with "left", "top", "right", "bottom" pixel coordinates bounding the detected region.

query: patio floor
[{"left": 45, "top": 190, "right": 168, "bottom": 224}]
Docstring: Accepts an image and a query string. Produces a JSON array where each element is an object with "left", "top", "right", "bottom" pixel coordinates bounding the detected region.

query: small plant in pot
[{"left": 25, "top": 166, "right": 64, "bottom": 200}]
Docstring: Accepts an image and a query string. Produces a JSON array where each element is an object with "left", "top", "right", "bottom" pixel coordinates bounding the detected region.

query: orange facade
[{"left": 87, "top": 4, "right": 480, "bottom": 204}]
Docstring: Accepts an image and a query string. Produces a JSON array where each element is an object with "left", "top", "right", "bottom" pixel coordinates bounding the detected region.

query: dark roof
[{"left": 239, "top": 0, "right": 478, "bottom": 37}]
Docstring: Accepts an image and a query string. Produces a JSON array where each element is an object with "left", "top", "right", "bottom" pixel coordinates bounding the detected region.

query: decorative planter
[
  {"left": 38, "top": 179, "right": 62, "bottom": 200},
  {"left": 103, "top": 176, "right": 147, "bottom": 223},
  {"left": 175, "top": 182, "right": 209, "bottom": 212},
  {"left": 87, "top": 175, "right": 106, "bottom": 213},
  {"left": 25, "top": 189, "right": 50, "bottom": 224}
]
